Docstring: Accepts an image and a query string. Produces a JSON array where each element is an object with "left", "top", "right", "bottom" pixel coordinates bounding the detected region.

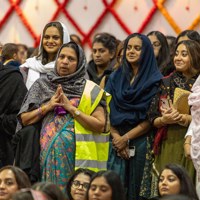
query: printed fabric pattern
[{"left": 40, "top": 98, "right": 79, "bottom": 194}]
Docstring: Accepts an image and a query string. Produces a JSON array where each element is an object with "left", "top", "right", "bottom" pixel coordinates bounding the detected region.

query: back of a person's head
[
  {"left": 12, "top": 191, "right": 34, "bottom": 200},
  {"left": 12, "top": 189, "right": 50, "bottom": 200},
  {"left": 0, "top": 165, "right": 31, "bottom": 189},
  {"left": 32, "top": 182, "right": 66, "bottom": 200},
  {"left": 1, "top": 43, "right": 19, "bottom": 62}
]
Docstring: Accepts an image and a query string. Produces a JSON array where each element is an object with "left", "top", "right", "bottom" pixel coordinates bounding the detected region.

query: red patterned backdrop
[{"left": 0, "top": 0, "right": 199, "bottom": 54}]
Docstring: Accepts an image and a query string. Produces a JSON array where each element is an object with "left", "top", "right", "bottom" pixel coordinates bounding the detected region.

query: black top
[{"left": 0, "top": 63, "right": 27, "bottom": 167}]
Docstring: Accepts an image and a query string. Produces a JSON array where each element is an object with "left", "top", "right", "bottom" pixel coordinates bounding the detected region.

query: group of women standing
[
  {"left": 2, "top": 18, "right": 200, "bottom": 200},
  {"left": 15, "top": 27, "right": 110, "bottom": 195},
  {"left": 101, "top": 30, "right": 200, "bottom": 199},
  {"left": 105, "top": 33, "right": 162, "bottom": 200}
]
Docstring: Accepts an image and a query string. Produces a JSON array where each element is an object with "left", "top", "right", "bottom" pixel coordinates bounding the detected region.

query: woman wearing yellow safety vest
[{"left": 16, "top": 41, "right": 111, "bottom": 195}]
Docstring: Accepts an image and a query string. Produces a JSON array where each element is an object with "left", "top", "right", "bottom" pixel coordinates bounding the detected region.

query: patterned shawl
[
  {"left": 18, "top": 42, "right": 86, "bottom": 121},
  {"left": 150, "top": 71, "right": 199, "bottom": 154}
]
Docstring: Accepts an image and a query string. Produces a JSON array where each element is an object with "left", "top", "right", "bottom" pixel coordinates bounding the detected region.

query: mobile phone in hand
[{"left": 129, "top": 146, "right": 135, "bottom": 157}]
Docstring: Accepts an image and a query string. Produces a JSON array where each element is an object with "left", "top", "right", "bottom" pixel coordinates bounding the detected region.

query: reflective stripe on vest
[
  {"left": 76, "top": 133, "right": 110, "bottom": 143},
  {"left": 75, "top": 160, "right": 107, "bottom": 172},
  {"left": 75, "top": 80, "right": 111, "bottom": 172}
]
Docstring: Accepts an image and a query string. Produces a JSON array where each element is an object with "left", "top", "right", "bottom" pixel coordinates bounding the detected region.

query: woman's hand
[
  {"left": 21, "top": 85, "right": 65, "bottom": 126},
  {"left": 112, "top": 135, "right": 128, "bottom": 151},
  {"left": 117, "top": 146, "right": 130, "bottom": 160},
  {"left": 48, "top": 85, "right": 63, "bottom": 110},
  {"left": 178, "top": 114, "right": 191, "bottom": 127},
  {"left": 160, "top": 104, "right": 182, "bottom": 125},
  {"left": 59, "top": 86, "right": 74, "bottom": 112}
]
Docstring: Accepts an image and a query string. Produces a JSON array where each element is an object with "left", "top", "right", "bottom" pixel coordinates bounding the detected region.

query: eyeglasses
[{"left": 72, "top": 180, "right": 90, "bottom": 190}]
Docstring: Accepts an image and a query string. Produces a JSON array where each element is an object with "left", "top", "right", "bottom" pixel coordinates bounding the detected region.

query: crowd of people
[{"left": 0, "top": 20, "right": 200, "bottom": 200}]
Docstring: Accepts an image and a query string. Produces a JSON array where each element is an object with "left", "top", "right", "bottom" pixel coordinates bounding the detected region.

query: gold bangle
[
  {"left": 41, "top": 105, "right": 45, "bottom": 114},
  {"left": 38, "top": 107, "right": 43, "bottom": 117}
]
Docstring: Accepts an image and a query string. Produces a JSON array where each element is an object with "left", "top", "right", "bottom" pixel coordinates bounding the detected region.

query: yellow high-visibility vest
[{"left": 75, "top": 80, "right": 111, "bottom": 172}]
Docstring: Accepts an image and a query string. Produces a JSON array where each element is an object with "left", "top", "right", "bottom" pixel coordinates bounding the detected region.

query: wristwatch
[{"left": 74, "top": 109, "right": 81, "bottom": 117}]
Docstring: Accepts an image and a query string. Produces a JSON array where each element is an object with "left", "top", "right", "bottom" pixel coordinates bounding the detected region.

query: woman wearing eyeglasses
[
  {"left": 67, "top": 168, "right": 95, "bottom": 200},
  {"left": 147, "top": 31, "right": 173, "bottom": 76}
]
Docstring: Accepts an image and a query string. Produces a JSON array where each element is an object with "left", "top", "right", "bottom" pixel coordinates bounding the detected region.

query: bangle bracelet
[
  {"left": 41, "top": 104, "right": 45, "bottom": 114},
  {"left": 38, "top": 107, "right": 43, "bottom": 117}
]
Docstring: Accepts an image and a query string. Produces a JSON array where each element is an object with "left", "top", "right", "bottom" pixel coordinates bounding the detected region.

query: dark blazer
[
  {"left": 0, "top": 64, "right": 27, "bottom": 167},
  {"left": 12, "top": 122, "right": 41, "bottom": 184}
]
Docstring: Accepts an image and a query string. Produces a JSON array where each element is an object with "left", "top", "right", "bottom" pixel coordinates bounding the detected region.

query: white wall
[{"left": 0, "top": 0, "right": 200, "bottom": 59}]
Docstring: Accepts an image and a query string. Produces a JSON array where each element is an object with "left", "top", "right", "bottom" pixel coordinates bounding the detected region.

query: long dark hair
[
  {"left": 0, "top": 165, "right": 31, "bottom": 189},
  {"left": 86, "top": 170, "right": 126, "bottom": 200},
  {"left": 174, "top": 40, "right": 200, "bottom": 73},
  {"left": 147, "top": 31, "right": 171, "bottom": 75},
  {"left": 158, "top": 164, "right": 199, "bottom": 200},
  {"left": 37, "top": 21, "right": 64, "bottom": 65}
]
